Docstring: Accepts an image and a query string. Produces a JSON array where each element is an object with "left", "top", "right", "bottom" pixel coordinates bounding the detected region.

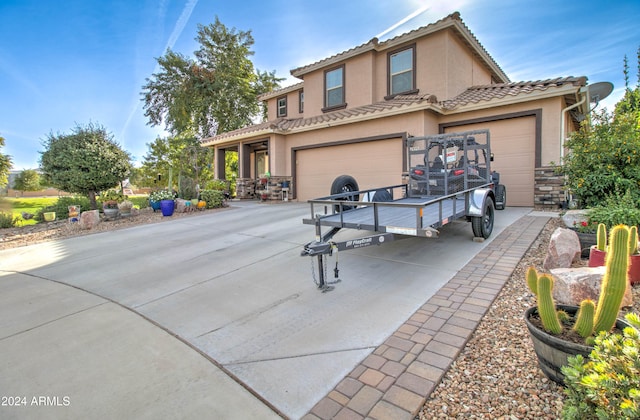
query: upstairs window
[
  {"left": 389, "top": 46, "right": 415, "bottom": 96},
  {"left": 324, "top": 66, "right": 345, "bottom": 110},
  {"left": 277, "top": 96, "right": 287, "bottom": 117},
  {"left": 299, "top": 90, "right": 304, "bottom": 113}
]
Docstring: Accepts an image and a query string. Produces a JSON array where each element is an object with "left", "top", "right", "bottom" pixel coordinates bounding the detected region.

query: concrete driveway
[{"left": 0, "top": 201, "right": 531, "bottom": 419}]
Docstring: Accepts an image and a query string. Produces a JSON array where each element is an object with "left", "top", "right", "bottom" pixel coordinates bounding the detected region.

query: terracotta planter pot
[
  {"left": 588, "top": 245, "right": 640, "bottom": 285},
  {"left": 588, "top": 246, "right": 606, "bottom": 267}
]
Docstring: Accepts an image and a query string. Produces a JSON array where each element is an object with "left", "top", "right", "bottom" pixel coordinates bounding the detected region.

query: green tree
[
  {"left": 13, "top": 169, "right": 41, "bottom": 192},
  {"left": 141, "top": 16, "right": 282, "bottom": 138},
  {"left": 39, "top": 123, "right": 132, "bottom": 209},
  {"left": 0, "top": 136, "right": 12, "bottom": 187},
  {"left": 138, "top": 134, "right": 215, "bottom": 189}
]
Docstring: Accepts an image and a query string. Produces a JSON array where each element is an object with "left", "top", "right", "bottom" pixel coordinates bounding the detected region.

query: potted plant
[
  {"left": 149, "top": 190, "right": 173, "bottom": 213},
  {"left": 149, "top": 189, "right": 175, "bottom": 216},
  {"left": 588, "top": 223, "right": 640, "bottom": 284},
  {"left": 102, "top": 200, "right": 119, "bottom": 220},
  {"left": 525, "top": 225, "right": 633, "bottom": 384}
]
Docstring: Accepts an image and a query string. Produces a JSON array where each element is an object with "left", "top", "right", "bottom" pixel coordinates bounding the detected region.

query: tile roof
[
  {"left": 201, "top": 93, "right": 438, "bottom": 144},
  {"left": 258, "top": 81, "right": 304, "bottom": 101},
  {"left": 440, "top": 77, "right": 587, "bottom": 109},
  {"left": 200, "top": 77, "right": 586, "bottom": 146},
  {"left": 290, "top": 12, "right": 508, "bottom": 83}
]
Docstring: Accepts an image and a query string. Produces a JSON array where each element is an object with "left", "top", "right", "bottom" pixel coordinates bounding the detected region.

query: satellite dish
[{"left": 588, "top": 81, "right": 613, "bottom": 104}]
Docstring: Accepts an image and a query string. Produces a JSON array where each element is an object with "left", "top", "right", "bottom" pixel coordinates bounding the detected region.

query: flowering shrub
[
  {"left": 572, "top": 220, "right": 598, "bottom": 233},
  {"left": 562, "top": 312, "right": 640, "bottom": 419},
  {"left": 149, "top": 189, "right": 175, "bottom": 201}
]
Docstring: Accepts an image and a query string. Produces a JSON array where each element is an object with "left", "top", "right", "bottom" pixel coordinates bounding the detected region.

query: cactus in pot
[
  {"left": 596, "top": 222, "right": 607, "bottom": 251},
  {"left": 526, "top": 225, "right": 630, "bottom": 341}
]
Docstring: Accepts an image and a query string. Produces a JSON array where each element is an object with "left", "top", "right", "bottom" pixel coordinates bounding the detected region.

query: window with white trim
[
  {"left": 325, "top": 66, "right": 344, "bottom": 109},
  {"left": 277, "top": 96, "right": 287, "bottom": 117},
  {"left": 389, "top": 47, "right": 414, "bottom": 96}
]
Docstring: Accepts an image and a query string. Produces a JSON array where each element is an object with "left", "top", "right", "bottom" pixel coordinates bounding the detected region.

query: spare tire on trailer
[{"left": 330, "top": 175, "right": 360, "bottom": 211}]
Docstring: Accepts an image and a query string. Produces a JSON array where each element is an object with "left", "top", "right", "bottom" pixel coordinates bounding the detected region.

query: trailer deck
[{"left": 302, "top": 187, "right": 483, "bottom": 238}]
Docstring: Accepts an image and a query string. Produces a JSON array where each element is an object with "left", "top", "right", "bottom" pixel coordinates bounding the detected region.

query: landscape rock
[
  {"left": 561, "top": 209, "right": 588, "bottom": 229},
  {"left": 79, "top": 210, "right": 100, "bottom": 230},
  {"left": 550, "top": 266, "right": 633, "bottom": 308},
  {"left": 175, "top": 198, "right": 188, "bottom": 213},
  {"left": 543, "top": 227, "right": 581, "bottom": 269}
]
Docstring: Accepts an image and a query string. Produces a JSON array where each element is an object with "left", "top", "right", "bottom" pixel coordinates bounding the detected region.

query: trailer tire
[
  {"left": 495, "top": 184, "right": 506, "bottom": 210},
  {"left": 331, "top": 175, "right": 360, "bottom": 211},
  {"left": 372, "top": 189, "right": 392, "bottom": 202},
  {"left": 472, "top": 198, "right": 495, "bottom": 239}
]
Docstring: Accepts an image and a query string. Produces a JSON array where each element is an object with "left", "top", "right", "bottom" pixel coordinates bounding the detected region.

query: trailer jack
[{"left": 301, "top": 231, "right": 395, "bottom": 291}]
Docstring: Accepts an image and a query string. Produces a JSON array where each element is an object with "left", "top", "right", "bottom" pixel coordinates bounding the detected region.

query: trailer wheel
[
  {"left": 330, "top": 175, "right": 360, "bottom": 211},
  {"left": 472, "top": 198, "right": 495, "bottom": 239},
  {"left": 372, "top": 189, "right": 392, "bottom": 202},
  {"left": 495, "top": 184, "right": 506, "bottom": 210}
]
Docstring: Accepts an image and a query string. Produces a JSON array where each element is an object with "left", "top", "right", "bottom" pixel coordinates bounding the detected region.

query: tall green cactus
[
  {"left": 573, "top": 299, "right": 595, "bottom": 338},
  {"left": 629, "top": 225, "right": 638, "bottom": 255},
  {"left": 537, "top": 274, "right": 563, "bottom": 334},
  {"left": 526, "top": 267, "right": 539, "bottom": 296},
  {"left": 596, "top": 223, "right": 607, "bottom": 251},
  {"left": 593, "top": 225, "right": 630, "bottom": 334}
]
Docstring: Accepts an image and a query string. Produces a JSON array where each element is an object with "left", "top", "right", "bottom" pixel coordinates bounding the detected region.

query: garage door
[
  {"left": 445, "top": 117, "right": 536, "bottom": 206},
  {"left": 295, "top": 138, "right": 403, "bottom": 201}
]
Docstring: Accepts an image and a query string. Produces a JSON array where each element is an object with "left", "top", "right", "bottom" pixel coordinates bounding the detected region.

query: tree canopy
[
  {"left": 13, "top": 169, "right": 41, "bottom": 192},
  {"left": 141, "top": 17, "right": 282, "bottom": 138},
  {"left": 0, "top": 136, "right": 12, "bottom": 187},
  {"left": 39, "top": 123, "right": 132, "bottom": 209}
]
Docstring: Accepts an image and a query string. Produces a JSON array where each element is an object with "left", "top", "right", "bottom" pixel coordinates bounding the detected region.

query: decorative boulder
[
  {"left": 79, "top": 210, "right": 100, "bottom": 230},
  {"left": 175, "top": 198, "right": 188, "bottom": 213},
  {"left": 550, "top": 266, "right": 633, "bottom": 308},
  {"left": 543, "top": 227, "right": 581, "bottom": 270}
]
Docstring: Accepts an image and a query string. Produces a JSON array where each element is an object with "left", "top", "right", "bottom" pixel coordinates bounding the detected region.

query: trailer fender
[{"left": 467, "top": 188, "right": 495, "bottom": 217}]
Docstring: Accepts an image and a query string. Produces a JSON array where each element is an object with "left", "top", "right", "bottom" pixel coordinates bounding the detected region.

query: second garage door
[
  {"left": 445, "top": 117, "right": 536, "bottom": 206},
  {"left": 295, "top": 138, "right": 404, "bottom": 201}
]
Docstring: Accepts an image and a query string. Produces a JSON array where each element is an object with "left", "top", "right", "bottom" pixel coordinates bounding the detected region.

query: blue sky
[{"left": 1, "top": 0, "right": 639, "bottom": 170}]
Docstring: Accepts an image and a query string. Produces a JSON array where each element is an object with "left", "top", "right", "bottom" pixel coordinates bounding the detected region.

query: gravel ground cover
[{"left": 418, "top": 215, "right": 640, "bottom": 419}]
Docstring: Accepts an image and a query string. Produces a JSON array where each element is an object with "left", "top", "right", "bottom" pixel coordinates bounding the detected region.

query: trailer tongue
[{"left": 300, "top": 129, "right": 505, "bottom": 291}]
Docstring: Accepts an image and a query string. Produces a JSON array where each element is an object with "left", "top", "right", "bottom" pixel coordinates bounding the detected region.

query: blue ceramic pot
[
  {"left": 160, "top": 199, "right": 175, "bottom": 216},
  {"left": 150, "top": 200, "right": 162, "bottom": 212}
]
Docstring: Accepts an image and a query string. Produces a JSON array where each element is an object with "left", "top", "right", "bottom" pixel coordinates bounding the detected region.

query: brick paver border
[{"left": 302, "top": 214, "right": 551, "bottom": 420}]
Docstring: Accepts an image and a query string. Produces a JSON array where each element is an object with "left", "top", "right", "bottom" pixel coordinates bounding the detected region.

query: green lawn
[{"left": 3, "top": 197, "right": 58, "bottom": 226}]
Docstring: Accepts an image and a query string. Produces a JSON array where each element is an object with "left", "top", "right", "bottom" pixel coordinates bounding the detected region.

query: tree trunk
[{"left": 88, "top": 191, "right": 97, "bottom": 210}]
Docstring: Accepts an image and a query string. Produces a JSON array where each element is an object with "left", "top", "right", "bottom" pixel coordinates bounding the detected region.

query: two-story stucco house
[{"left": 201, "top": 12, "right": 597, "bottom": 207}]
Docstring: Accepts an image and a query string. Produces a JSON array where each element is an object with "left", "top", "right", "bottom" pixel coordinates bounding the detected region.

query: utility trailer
[{"left": 300, "top": 129, "right": 506, "bottom": 291}]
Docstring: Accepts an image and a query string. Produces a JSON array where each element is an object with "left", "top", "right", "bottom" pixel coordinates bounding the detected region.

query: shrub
[
  {"left": 0, "top": 211, "right": 18, "bottom": 228},
  {"left": 178, "top": 176, "right": 198, "bottom": 200},
  {"left": 199, "top": 189, "right": 225, "bottom": 209},
  {"left": 562, "top": 109, "right": 640, "bottom": 208},
  {"left": 562, "top": 312, "right": 640, "bottom": 419},
  {"left": 100, "top": 189, "right": 125, "bottom": 203},
  {"left": 35, "top": 196, "right": 92, "bottom": 221},
  {"left": 587, "top": 190, "right": 640, "bottom": 229}
]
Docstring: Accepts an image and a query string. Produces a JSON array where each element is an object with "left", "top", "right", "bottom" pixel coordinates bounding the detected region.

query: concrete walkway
[{"left": 0, "top": 204, "right": 553, "bottom": 420}]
